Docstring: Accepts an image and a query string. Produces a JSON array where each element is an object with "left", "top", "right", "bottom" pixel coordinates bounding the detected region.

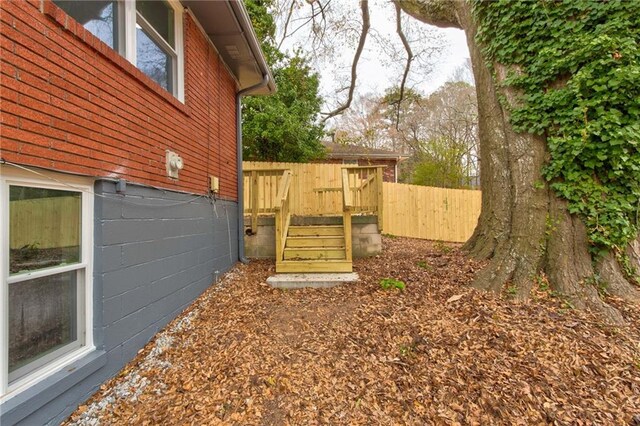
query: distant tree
[
  {"left": 331, "top": 94, "right": 388, "bottom": 149},
  {"left": 242, "top": 0, "right": 325, "bottom": 162},
  {"left": 331, "top": 83, "right": 478, "bottom": 187},
  {"left": 411, "top": 137, "right": 470, "bottom": 188}
]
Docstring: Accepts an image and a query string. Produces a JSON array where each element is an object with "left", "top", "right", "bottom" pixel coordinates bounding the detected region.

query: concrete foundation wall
[
  {"left": 244, "top": 215, "right": 382, "bottom": 259},
  {"left": 2, "top": 181, "right": 238, "bottom": 425}
]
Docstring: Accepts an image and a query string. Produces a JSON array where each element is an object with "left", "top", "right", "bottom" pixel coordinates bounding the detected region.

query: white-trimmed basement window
[
  {"left": 54, "top": 0, "right": 185, "bottom": 102},
  {"left": 0, "top": 169, "right": 94, "bottom": 400}
]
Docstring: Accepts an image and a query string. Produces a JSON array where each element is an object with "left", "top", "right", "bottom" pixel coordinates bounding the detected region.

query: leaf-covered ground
[{"left": 66, "top": 237, "right": 640, "bottom": 425}]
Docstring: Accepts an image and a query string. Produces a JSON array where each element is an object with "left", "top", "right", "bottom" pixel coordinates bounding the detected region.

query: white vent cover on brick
[{"left": 165, "top": 150, "right": 184, "bottom": 179}]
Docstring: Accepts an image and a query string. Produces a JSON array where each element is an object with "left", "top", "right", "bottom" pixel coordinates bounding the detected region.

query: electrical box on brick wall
[
  {"left": 166, "top": 150, "right": 184, "bottom": 179},
  {"left": 209, "top": 175, "right": 219, "bottom": 193}
]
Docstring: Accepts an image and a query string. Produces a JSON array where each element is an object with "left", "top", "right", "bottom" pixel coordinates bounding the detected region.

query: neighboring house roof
[
  {"left": 183, "top": 0, "right": 276, "bottom": 95},
  {"left": 323, "top": 142, "right": 408, "bottom": 161}
]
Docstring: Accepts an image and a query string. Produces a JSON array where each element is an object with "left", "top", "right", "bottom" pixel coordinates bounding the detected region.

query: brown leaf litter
[{"left": 64, "top": 236, "right": 640, "bottom": 425}]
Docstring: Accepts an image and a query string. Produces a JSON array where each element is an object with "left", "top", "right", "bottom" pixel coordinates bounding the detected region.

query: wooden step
[
  {"left": 288, "top": 225, "right": 344, "bottom": 237},
  {"left": 286, "top": 236, "right": 345, "bottom": 248},
  {"left": 276, "top": 260, "right": 352, "bottom": 273},
  {"left": 283, "top": 247, "right": 346, "bottom": 260}
]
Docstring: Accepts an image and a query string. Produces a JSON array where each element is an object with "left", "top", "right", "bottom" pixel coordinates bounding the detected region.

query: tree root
[
  {"left": 596, "top": 253, "right": 640, "bottom": 302},
  {"left": 470, "top": 198, "right": 630, "bottom": 325},
  {"left": 626, "top": 236, "right": 640, "bottom": 277}
]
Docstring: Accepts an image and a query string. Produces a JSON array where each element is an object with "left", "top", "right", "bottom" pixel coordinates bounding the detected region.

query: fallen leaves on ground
[{"left": 65, "top": 237, "right": 640, "bottom": 425}]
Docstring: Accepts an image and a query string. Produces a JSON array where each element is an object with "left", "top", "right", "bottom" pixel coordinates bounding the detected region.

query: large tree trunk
[{"left": 399, "top": 0, "right": 639, "bottom": 323}]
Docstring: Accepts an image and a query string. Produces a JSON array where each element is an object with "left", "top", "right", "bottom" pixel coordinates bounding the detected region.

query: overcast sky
[
  {"left": 279, "top": 1, "right": 472, "bottom": 105},
  {"left": 355, "top": 27, "right": 471, "bottom": 96}
]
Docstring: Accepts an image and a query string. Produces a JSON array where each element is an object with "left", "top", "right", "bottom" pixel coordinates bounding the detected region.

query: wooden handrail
[
  {"left": 358, "top": 173, "right": 376, "bottom": 191},
  {"left": 274, "top": 170, "right": 293, "bottom": 262},
  {"left": 341, "top": 169, "right": 352, "bottom": 211},
  {"left": 341, "top": 169, "right": 353, "bottom": 263},
  {"left": 274, "top": 170, "right": 292, "bottom": 210}
]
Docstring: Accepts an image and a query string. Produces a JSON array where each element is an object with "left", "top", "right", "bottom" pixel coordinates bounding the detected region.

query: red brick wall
[
  {"left": 0, "top": 0, "right": 239, "bottom": 199},
  {"left": 357, "top": 159, "right": 397, "bottom": 182}
]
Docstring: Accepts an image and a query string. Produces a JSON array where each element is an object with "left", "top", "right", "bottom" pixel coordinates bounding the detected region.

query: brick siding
[{"left": 0, "top": 0, "right": 239, "bottom": 199}]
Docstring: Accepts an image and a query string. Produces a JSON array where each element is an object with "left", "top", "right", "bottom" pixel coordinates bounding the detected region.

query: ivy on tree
[
  {"left": 242, "top": 0, "right": 325, "bottom": 162},
  {"left": 474, "top": 0, "right": 640, "bottom": 256}
]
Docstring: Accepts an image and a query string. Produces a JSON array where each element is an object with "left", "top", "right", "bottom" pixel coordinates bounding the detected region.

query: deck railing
[
  {"left": 274, "top": 170, "right": 293, "bottom": 262},
  {"left": 242, "top": 164, "right": 384, "bottom": 232},
  {"left": 342, "top": 166, "right": 384, "bottom": 230},
  {"left": 341, "top": 169, "right": 353, "bottom": 263},
  {"left": 243, "top": 167, "right": 289, "bottom": 232}
]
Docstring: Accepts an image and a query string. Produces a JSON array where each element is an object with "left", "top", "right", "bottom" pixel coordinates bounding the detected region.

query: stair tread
[
  {"left": 289, "top": 225, "right": 343, "bottom": 228},
  {"left": 276, "top": 259, "right": 353, "bottom": 273},
  {"left": 287, "top": 235, "right": 343, "bottom": 238},
  {"left": 279, "top": 259, "right": 349, "bottom": 263},
  {"left": 284, "top": 247, "right": 345, "bottom": 250}
]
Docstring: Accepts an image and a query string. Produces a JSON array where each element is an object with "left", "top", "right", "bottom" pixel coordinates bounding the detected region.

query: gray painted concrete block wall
[{"left": 1, "top": 181, "right": 238, "bottom": 425}]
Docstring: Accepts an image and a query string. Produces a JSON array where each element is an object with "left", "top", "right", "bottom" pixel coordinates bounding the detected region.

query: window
[
  {"left": 53, "top": 0, "right": 184, "bottom": 101},
  {"left": 0, "top": 170, "right": 94, "bottom": 399},
  {"left": 55, "top": 1, "right": 119, "bottom": 49},
  {"left": 136, "top": 1, "right": 176, "bottom": 93}
]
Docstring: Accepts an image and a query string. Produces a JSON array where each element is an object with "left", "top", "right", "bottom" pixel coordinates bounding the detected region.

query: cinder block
[
  {"left": 355, "top": 223, "right": 379, "bottom": 234},
  {"left": 104, "top": 308, "right": 146, "bottom": 350},
  {"left": 96, "top": 245, "right": 122, "bottom": 272},
  {"left": 120, "top": 285, "right": 152, "bottom": 318},
  {"left": 102, "top": 295, "right": 123, "bottom": 325}
]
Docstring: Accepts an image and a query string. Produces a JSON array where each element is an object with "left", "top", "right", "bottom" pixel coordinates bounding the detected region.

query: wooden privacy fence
[
  {"left": 243, "top": 161, "right": 481, "bottom": 243},
  {"left": 10, "top": 196, "right": 80, "bottom": 249},
  {"left": 382, "top": 182, "right": 481, "bottom": 243}
]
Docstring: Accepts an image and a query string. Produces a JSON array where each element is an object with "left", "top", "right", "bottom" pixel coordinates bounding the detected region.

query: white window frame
[
  {"left": 123, "top": 0, "right": 184, "bottom": 101},
  {"left": 58, "top": 0, "right": 185, "bottom": 102},
  {"left": 0, "top": 168, "right": 95, "bottom": 402}
]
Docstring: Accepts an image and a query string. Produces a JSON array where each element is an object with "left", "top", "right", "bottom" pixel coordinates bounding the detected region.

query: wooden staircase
[
  {"left": 244, "top": 165, "right": 382, "bottom": 274},
  {"left": 276, "top": 222, "right": 353, "bottom": 273}
]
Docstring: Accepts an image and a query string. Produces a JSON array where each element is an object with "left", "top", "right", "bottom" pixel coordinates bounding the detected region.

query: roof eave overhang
[
  {"left": 181, "top": 0, "right": 276, "bottom": 95},
  {"left": 327, "top": 153, "right": 408, "bottom": 161}
]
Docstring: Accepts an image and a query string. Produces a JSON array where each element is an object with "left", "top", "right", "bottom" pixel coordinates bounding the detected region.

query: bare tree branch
[
  {"left": 277, "top": 0, "right": 297, "bottom": 50},
  {"left": 320, "top": 0, "right": 370, "bottom": 122},
  {"left": 288, "top": 2, "right": 327, "bottom": 40},
  {"left": 393, "top": 1, "right": 414, "bottom": 131}
]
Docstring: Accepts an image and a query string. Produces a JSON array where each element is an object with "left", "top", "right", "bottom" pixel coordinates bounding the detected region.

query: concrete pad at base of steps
[{"left": 266, "top": 273, "right": 359, "bottom": 289}]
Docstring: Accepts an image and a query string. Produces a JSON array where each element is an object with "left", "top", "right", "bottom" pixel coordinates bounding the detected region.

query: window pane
[
  {"left": 136, "top": 0, "right": 175, "bottom": 48},
  {"left": 9, "top": 186, "right": 81, "bottom": 275},
  {"left": 137, "top": 25, "right": 173, "bottom": 92},
  {"left": 9, "top": 271, "right": 80, "bottom": 380},
  {"left": 54, "top": 1, "right": 118, "bottom": 49}
]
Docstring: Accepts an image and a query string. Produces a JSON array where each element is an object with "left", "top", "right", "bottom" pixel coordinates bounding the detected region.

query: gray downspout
[{"left": 236, "top": 74, "right": 270, "bottom": 263}]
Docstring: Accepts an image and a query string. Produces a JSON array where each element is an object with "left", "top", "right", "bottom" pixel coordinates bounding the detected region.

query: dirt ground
[{"left": 65, "top": 237, "right": 640, "bottom": 425}]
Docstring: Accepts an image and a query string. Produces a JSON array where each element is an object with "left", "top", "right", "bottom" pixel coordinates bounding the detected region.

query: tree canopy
[{"left": 242, "top": 0, "right": 325, "bottom": 162}]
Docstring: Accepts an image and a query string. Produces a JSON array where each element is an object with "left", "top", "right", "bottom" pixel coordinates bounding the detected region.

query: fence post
[
  {"left": 376, "top": 167, "right": 384, "bottom": 232},
  {"left": 251, "top": 170, "right": 259, "bottom": 232},
  {"left": 344, "top": 210, "right": 352, "bottom": 262}
]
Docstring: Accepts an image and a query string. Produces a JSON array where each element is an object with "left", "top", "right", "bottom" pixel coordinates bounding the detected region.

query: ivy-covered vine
[{"left": 473, "top": 0, "right": 640, "bottom": 256}]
